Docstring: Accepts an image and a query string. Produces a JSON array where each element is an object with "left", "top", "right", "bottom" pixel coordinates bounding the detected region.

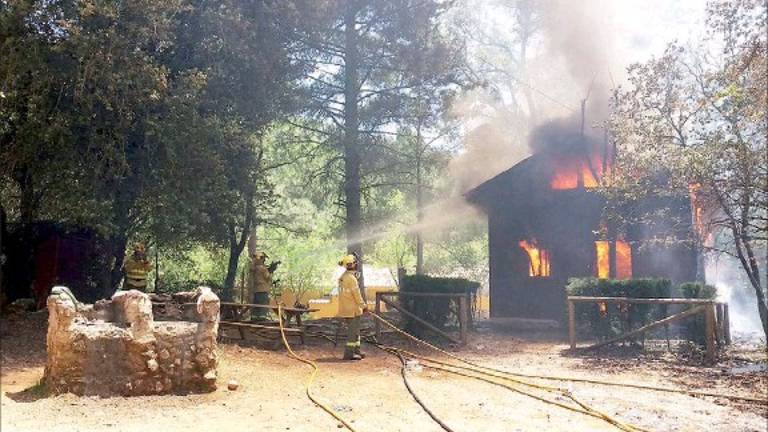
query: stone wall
[{"left": 43, "top": 286, "right": 219, "bottom": 396}]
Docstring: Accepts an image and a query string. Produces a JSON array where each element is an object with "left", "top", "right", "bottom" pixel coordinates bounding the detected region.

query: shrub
[
  {"left": 566, "top": 278, "right": 672, "bottom": 340},
  {"left": 400, "top": 275, "right": 480, "bottom": 337},
  {"left": 679, "top": 282, "right": 717, "bottom": 345}
]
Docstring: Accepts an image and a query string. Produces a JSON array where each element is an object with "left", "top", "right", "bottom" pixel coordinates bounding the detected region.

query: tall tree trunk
[
  {"left": 108, "top": 180, "right": 136, "bottom": 297},
  {"left": 731, "top": 226, "right": 768, "bottom": 339},
  {"left": 415, "top": 120, "right": 424, "bottom": 275},
  {"left": 344, "top": 2, "right": 365, "bottom": 296},
  {"left": 223, "top": 194, "right": 254, "bottom": 301},
  {"left": 108, "top": 233, "right": 129, "bottom": 296},
  {"left": 0, "top": 206, "right": 6, "bottom": 299},
  {"left": 247, "top": 227, "right": 259, "bottom": 257},
  {"left": 752, "top": 281, "right": 768, "bottom": 339},
  {"left": 223, "top": 236, "right": 241, "bottom": 302}
]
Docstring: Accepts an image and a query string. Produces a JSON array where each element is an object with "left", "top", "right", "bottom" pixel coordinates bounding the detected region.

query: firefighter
[
  {"left": 122, "top": 242, "right": 152, "bottom": 292},
  {"left": 248, "top": 251, "right": 272, "bottom": 320},
  {"left": 337, "top": 254, "right": 367, "bottom": 361}
]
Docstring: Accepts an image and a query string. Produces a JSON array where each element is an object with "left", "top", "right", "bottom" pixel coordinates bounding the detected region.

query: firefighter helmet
[{"left": 338, "top": 254, "right": 357, "bottom": 267}]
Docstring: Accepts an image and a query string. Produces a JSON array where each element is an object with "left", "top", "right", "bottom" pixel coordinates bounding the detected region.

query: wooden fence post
[
  {"left": 568, "top": 299, "right": 576, "bottom": 350},
  {"left": 459, "top": 295, "right": 469, "bottom": 345},
  {"left": 374, "top": 292, "right": 382, "bottom": 339},
  {"left": 704, "top": 304, "right": 717, "bottom": 364}
]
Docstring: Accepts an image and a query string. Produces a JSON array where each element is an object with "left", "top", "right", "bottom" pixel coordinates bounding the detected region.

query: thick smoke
[
  {"left": 537, "top": 0, "right": 617, "bottom": 121},
  {"left": 450, "top": 0, "right": 620, "bottom": 192},
  {"left": 528, "top": 116, "right": 602, "bottom": 156}
]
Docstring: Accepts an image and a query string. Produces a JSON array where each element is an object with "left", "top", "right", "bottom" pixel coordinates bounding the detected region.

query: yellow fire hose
[
  {"left": 369, "top": 312, "right": 767, "bottom": 405},
  {"left": 397, "top": 347, "right": 768, "bottom": 405},
  {"left": 276, "top": 306, "right": 765, "bottom": 432},
  {"left": 277, "top": 305, "right": 357, "bottom": 432},
  {"left": 369, "top": 312, "right": 648, "bottom": 432}
]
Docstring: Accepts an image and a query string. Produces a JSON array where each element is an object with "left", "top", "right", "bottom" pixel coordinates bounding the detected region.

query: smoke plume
[{"left": 450, "top": 0, "right": 621, "bottom": 191}]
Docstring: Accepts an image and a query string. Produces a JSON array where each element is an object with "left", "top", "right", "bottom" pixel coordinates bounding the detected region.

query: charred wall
[{"left": 471, "top": 155, "right": 698, "bottom": 323}]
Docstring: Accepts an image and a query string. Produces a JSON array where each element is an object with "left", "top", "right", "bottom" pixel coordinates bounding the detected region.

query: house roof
[{"left": 464, "top": 155, "right": 540, "bottom": 209}]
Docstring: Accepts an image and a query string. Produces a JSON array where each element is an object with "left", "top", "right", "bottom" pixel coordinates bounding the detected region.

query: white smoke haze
[{"left": 706, "top": 254, "right": 766, "bottom": 341}]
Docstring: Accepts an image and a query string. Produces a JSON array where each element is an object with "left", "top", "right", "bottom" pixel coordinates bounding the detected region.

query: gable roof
[{"left": 464, "top": 155, "right": 540, "bottom": 209}]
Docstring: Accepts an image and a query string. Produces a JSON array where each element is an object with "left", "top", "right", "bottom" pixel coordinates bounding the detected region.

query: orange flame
[
  {"left": 550, "top": 154, "right": 606, "bottom": 190},
  {"left": 595, "top": 241, "right": 610, "bottom": 279},
  {"left": 519, "top": 239, "right": 551, "bottom": 277},
  {"left": 615, "top": 240, "right": 632, "bottom": 279},
  {"left": 688, "top": 183, "right": 712, "bottom": 246},
  {"left": 594, "top": 240, "right": 632, "bottom": 279}
]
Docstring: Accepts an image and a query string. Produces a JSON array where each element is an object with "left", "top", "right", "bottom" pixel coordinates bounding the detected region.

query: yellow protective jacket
[
  {"left": 247, "top": 262, "right": 272, "bottom": 295},
  {"left": 337, "top": 270, "right": 366, "bottom": 318},
  {"left": 123, "top": 256, "right": 151, "bottom": 289}
]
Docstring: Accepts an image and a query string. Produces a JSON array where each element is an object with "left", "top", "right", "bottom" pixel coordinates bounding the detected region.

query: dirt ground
[{"left": 1, "top": 312, "right": 766, "bottom": 432}]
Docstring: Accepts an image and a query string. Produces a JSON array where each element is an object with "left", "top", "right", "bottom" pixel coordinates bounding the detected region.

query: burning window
[
  {"left": 519, "top": 239, "right": 551, "bottom": 277},
  {"left": 615, "top": 240, "right": 632, "bottom": 279},
  {"left": 595, "top": 241, "right": 610, "bottom": 279},
  {"left": 594, "top": 240, "right": 632, "bottom": 279},
  {"left": 549, "top": 155, "right": 604, "bottom": 190}
]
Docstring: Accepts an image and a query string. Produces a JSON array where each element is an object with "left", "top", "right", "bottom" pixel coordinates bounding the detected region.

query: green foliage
[
  {"left": 401, "top": 274, "right": 480, "bottom": 336},
  {"left": 679, "top": 282, "right": 718, "bottom": 346},
  {"left": 262, "top": 219, "right": 343, "bottom": 298},
  {"left": 566, "top": 278, "right": 672, "bottom": 340},
  {"left": 679, "top": 282, "right": 718, "bottom": 300},
  {"left": 607, "top": 0, "right": 767, "bottom": 337},
  {"left": 157, "top": 247, "right": 233, "bottom": 293},
  {"left": 0, "top": 0, "right": 481, "bottom": 303}
]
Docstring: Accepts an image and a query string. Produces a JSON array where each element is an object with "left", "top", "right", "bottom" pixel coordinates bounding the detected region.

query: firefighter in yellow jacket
[
  {"left": 248, "top": 251, "right": 272, "bottom": 320},
  {"left": 123, "top": 242, "right": 152, "bottom": 292},
  {"left": 337, "top": 254, "right": 367, "bottom": 360}
]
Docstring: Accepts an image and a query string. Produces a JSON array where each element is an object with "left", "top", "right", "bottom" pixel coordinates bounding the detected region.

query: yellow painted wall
[
  {"left": 262, "top": 288, "right": 489, "bottom": 320},
  {"left": 270, "top": 287, "right": 396, "bottom": 319}
]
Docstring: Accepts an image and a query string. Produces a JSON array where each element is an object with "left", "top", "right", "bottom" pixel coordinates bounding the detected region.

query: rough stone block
[{"left": 43, "top": 287, "right": 220, "bottom": 396}]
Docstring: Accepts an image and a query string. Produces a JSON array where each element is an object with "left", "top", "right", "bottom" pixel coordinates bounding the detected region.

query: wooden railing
[
  {"left": 567, "top": 296, "right": 730, "bottom": 363},
  {"left": 374, "top": 291, "right": 471, "bottom": 345}
]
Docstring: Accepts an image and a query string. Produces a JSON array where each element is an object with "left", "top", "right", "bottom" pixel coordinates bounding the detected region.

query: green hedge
[
  {"left": 401, "top": 275, "right": 480, "bottom": 337},
  {"left": 566, "top": 278, "right": 672, "bottom": 340},
  {"left": 679, "top": 282, "right": 718, "bottom": 345}
]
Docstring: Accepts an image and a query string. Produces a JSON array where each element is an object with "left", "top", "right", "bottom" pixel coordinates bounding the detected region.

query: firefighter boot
[
  {"left": 343, "top": 345, "right": 362, "bottom": 361},
  {"left": 354, "top": 346, "right": 366, "bottom": 359}
]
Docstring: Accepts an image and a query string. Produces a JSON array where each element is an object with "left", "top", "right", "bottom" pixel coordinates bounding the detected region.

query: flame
[
  {"left": 595, "top": 240, "right": 610, "bottom": 279},
  {"left": 550, "top": 154, "right": 607, "bottom": 190},
  {"left": 519, "top": 239, "right": 551, "bottom": 277},
  {"left": 595, "top": 240, "right": 633, "bottom": 279},
  {"left": 688, "top": 183, "right": 713, "bottom": 246},
  {"left": 615, "top": 240, "right": 632, "bottom": 279}
]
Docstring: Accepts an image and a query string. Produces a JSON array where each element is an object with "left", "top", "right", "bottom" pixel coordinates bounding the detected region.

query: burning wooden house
[{"left": 466, "top": 124, "right": 697, "bottom": 324}]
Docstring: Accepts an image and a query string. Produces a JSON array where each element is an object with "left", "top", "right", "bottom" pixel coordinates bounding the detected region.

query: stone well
[{"left": 43, "top": 286, "right": 220, "bottom": 396}]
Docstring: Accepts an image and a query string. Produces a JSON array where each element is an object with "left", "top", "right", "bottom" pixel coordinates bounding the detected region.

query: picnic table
[{"left": 217, "top": 302, "right": 319, "bottom": 346}]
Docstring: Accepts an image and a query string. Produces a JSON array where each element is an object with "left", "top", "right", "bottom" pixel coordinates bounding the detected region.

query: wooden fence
[
  {"left": 567, "top": 296, "right": 730, "bottom": 363},
  {"left": 374, "top": 291, "right": 471, "bottom": 345}
]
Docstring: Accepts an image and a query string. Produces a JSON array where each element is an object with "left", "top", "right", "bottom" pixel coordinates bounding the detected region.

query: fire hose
[
  {"left": 277, "top": 305, "right": 357, "bottom": 432},
  {"left": 369, "top": 312, "right": 768, "bottom": 404},
  {"left": 376, "top": 344, "right": 647, "bottom": 432},
  {"left": 277, "top": 306, "right": 766, "bottom": 432},
  {"left": 369, "top": 312, "right": 649, "bottom": 432}
]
